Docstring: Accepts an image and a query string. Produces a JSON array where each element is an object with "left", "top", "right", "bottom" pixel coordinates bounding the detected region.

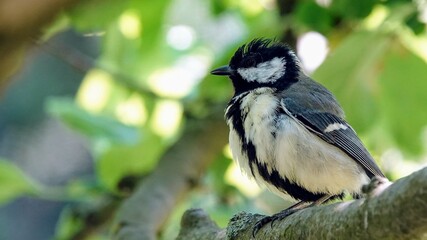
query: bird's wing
[{"left": 280, "top": 98, "right": 385, "bottom": 178}]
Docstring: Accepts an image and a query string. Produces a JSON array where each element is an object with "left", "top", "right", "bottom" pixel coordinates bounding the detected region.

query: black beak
[{"left": 211, "top": 65, "right": 233, "bottom": 76}]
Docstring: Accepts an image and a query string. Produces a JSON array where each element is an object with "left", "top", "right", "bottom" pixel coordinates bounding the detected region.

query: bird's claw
[
  {"left": 252, "top": 209, "right": 297, "bottom": 237},
  {"left": 252, "top": 216, "right": 272, "bottom": 237}
]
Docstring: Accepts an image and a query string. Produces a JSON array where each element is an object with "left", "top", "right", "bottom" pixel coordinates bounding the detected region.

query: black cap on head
[{"left": 211, "top": 38, "right": 301, "bottom": 94}]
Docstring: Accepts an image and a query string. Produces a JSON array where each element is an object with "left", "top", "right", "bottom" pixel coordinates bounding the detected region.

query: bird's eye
[{"left": 242, "top": 56, "right": 258, "bottom": 68}]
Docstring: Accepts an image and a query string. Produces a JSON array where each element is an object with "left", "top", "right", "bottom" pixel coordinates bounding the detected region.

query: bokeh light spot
[
  {"left": 148, "top": 53, "right": 211, "bottom": 98},
  {"left": 119, "top": 10, "right": 142, "bottom": 39},
  {"left": 297, "top": 32, "right": 328, "bottom": 73},
  {"left": 151, "top": 100, "right": 183, "bottom": 137},
  {"left": 76, "top": 69, "right": 113, "bottom": 113},
  {"left": 115, "top": 94, "right": 147, "bottom": 126},
  {"left": 166, "top": 25, "right": 196, "bottom": 50},
  {"left": 225, "top": 161, "right": 261, "bottom": 197}
]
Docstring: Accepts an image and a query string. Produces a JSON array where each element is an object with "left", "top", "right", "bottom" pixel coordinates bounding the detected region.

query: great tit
[{"left": 211, "top": 38, "right": 385, "bottom": 235}]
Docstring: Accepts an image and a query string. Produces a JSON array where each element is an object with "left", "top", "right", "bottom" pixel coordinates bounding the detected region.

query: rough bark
[{"left": 177, "top": 167, "right": 427, "bottom": 240}]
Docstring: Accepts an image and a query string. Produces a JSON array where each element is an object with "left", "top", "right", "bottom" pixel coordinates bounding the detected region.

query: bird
[{"left": 210, "top": 38, "right": 385, "bottom": 235}]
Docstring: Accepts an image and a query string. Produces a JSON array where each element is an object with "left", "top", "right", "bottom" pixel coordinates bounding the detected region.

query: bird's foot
[
  {"left": 252, "top": 208, "right": 297, "bottom": 237},
  {"left": 362, "top": 176, "right": 392, "bottom": 197}
]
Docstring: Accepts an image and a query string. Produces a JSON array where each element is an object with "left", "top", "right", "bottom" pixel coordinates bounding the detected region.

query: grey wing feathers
[{"left": 281, "top": 98, "right": 385, "bottom": 178}]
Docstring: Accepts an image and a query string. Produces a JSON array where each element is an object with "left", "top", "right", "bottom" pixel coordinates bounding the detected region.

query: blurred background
[{"left": 0, "top": 0, "right": 427, "bottom": 239}]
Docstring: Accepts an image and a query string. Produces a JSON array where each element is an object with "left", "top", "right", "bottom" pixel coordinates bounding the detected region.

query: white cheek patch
[
  {"left": 324, "top": 123, "right": 348, "bottom": 133},
  {"left": 237, "top": 57, "right": 286, "bottom": 83}
]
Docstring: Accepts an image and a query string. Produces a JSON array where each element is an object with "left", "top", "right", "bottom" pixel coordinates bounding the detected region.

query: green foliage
[
  {"left": 46, "top": 97, "right": 139, "bottom": 147},
  {"left": 295, "top": 2, "right": 332, "bottom": 33},
  {"left": 45, "top": 97, "right": 167, "bottom": 191},
  {"left": 379, "top": 45, "right": 427, "bottom": 153},
  {"left": 65, "top": 178, "right": 104, "bottom": 200},
  {"left": 405, "top": 11, "right": 426, "bottom": 35},
  {"left": 55, "top": 207, "right": 85, "bottom": 240},
  {"left": 54, "top": 197, "right": 114, "bottom": 240},
  {"left": 330, "top": 0, "right": 379, "bottom": 19},
  {"left": 0, "top": 159, "right": 38, "bottom": 204},
  {"left": 207, "top": 154, "right": 235, "bottom": 196},
  {"left": 67, "top": 0, "right": 130, "bottom": 31},
  {"left": 96, "top": 130, "right": 164, "bottom": 191}
]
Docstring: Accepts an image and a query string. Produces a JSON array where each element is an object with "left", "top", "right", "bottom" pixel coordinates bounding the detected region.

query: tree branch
[
  {"left": 112, "top": 107, "right": 229, "bottom": 240},
  {"left": 177, "top": 167, "right": 427, "bottom": 240}
]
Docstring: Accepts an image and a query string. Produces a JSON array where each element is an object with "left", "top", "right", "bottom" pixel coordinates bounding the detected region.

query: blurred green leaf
[
  {"left": 330, "top": 0, "right": 379, "bottom": 19},
  {"left": 385, "top": 0, "right": 413, "bottom": 6},
  {"left": 67, "top": 0, "right": 130, "bottom": 31},
  {"left": 314, "top": 31, "right": 392, "bottom": 132},
  {"left": 211, "top": 0, "right": 228, "bottom": 15},
  {"left": 46, "top": 97, "right": 139, "bottom": 145},
  {"left": 295, "top": 2, "right": 332, "bottom": 33},
  {"left": 0, "top": 159, "right": 37, "bottom": 204},
  {"left": 100, "top": 1, "right": 171, "bottom": 81},
  {"left": 54, "top": 206, "right": 84, "bottom": 240},
  {"left": 198, "top": 74, "right": 233, "bottom": 105},
  {"left": 207, "top": 155, "right": 234, "bottom": 196},
  {"left": 96, "top": 129, "right": 164, "bottom": 191},
  {"left": 379, "top": 44, "right": 427, "bottom": 153},
  {"left": 100, "top": 24, "right": 144, "bottom": 77},
  {"left": 404, "top": 12, "right": 426, "bottom": 35},
  {"left": 55, "top": 196, "right": 115, "bottom": 240},
  {"left": 66, "top": 178, "right": 103, "bottom": 200}
]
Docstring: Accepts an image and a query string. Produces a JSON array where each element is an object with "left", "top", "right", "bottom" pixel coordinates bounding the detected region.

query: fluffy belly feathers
[{"left": 227, "top": 90, "right": 369, "bottom": 200}]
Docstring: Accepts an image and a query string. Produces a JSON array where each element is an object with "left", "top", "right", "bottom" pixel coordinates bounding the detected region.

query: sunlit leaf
[{"left": 0, "top": 159, "right": 37, "bottom": 204}]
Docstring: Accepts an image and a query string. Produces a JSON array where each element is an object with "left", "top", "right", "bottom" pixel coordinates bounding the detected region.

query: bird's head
[{"left": 211, "top": 39, "right": 302, "bottom": 94}]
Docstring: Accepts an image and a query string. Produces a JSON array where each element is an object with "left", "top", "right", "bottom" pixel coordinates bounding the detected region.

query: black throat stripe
[{"left": 225, "top": 93, "right": 257, "bottom": 176}]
